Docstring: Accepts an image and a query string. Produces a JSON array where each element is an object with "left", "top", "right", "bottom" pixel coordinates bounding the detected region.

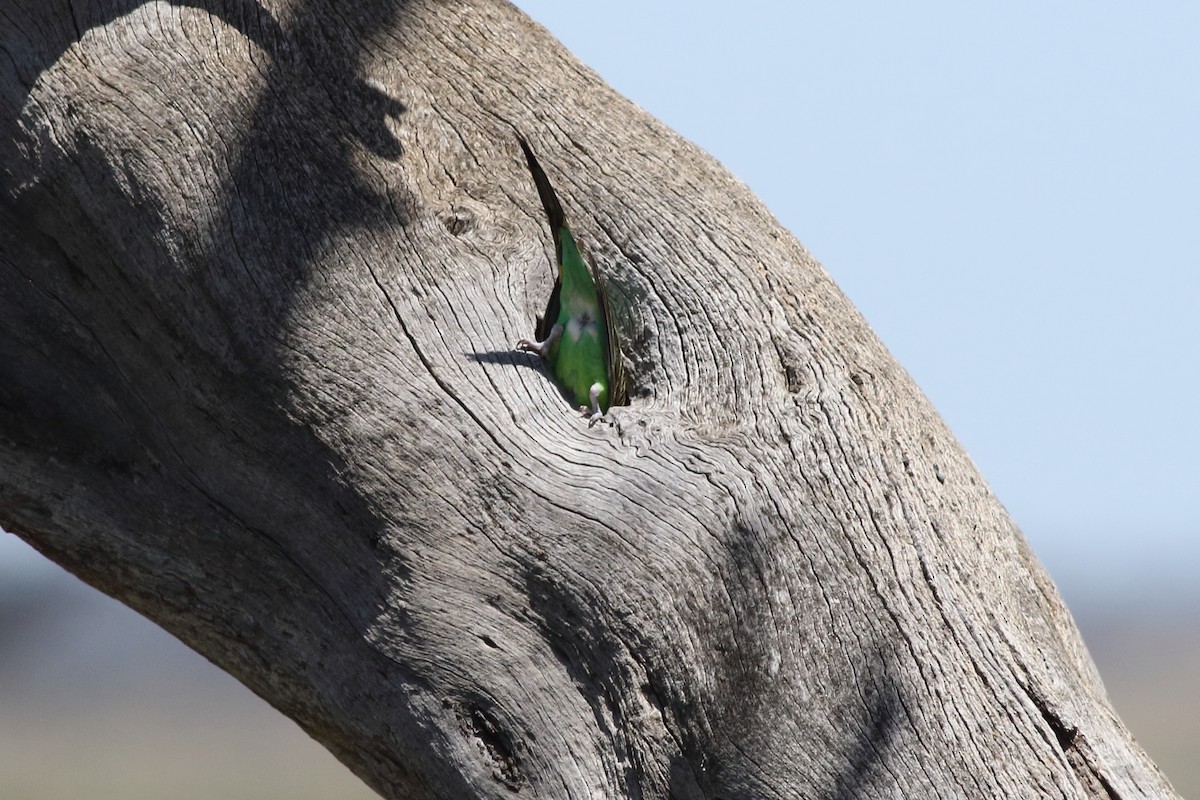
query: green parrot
[{"left": 514, "top": 134, "right": 628, "bottom": 426}]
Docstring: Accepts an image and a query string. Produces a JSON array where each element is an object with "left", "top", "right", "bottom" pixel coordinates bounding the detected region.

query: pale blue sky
[{"left": 513, "top": 1, "right": 1200, "bottom": 613}]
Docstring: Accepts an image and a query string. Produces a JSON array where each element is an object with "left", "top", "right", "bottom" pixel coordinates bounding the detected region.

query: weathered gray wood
[{"left": 0, "top": 1, "right": 1176, "bottom": 797}]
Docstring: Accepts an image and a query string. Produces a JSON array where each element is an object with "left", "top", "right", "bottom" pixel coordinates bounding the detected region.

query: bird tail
[{"left": 515, "top": 134, "right": 567, "bottom": 249}]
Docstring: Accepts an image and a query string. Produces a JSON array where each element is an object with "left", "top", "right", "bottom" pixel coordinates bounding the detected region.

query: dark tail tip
[{"left": 515, "top": 133, "right": 566, "bottom": 233}]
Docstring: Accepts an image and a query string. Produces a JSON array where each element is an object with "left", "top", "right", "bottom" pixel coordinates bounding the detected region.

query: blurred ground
[
  {"left": 0, "top": 550, "right": 377, "bottom": 800},
  {"left": 1, "top": 539, "right": 1196, "bottom": 799},
  {"left": 1076, "top": 612, "right": 1200, "bottom": 797}
]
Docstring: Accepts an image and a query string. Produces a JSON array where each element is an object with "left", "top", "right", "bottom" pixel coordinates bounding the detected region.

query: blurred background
[{"left": 2, "top": 2, "right": 1196, "bottom": 797}]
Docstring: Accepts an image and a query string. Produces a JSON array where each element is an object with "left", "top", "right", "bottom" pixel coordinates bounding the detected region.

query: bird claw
[
  {"left": 515, "top": 324, "right": 562, "bottom": 360},
  {"left": 515, "top": 337, "right": 544, "bottom": 357}
]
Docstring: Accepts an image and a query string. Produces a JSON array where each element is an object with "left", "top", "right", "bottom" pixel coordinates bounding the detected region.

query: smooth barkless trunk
[{"left": 0, "top": 1, "right": 1176, "bottom": 798}]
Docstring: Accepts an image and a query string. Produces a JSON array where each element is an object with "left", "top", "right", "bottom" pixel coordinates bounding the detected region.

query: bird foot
[
  {"left": 515, "top": 337, "right": 547, "bottom": 358},
  {"left": 581, "top": 382, "right": 606, "bottom": 427},
  {"left": 580, "top": 406, "right": 606, "bottom": 427},
  {"left": 515, "top": 324, "right": 562, "bottom": 359}
]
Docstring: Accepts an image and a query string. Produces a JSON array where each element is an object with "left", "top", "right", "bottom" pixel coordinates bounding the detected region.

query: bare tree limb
[{"left": 0, "top": 0, "right": 1177, "bottom": 797}]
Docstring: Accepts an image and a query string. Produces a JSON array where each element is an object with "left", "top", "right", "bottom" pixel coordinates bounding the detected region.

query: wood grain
[{"left": 0, "top": 1, "right": 1176, "bottom": 797}]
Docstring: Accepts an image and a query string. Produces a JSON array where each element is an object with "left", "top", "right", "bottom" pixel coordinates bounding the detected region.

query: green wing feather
[{"left": 586, "top": 244, "right": 628, "bottom": 408}]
